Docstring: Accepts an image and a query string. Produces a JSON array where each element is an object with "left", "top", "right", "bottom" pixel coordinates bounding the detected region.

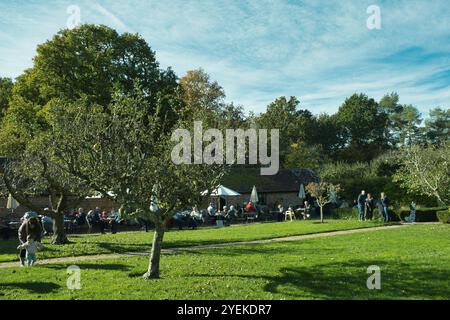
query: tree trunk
[
  {"left": 51, "top": 213, "right": 69, "bottom": 245},
  {"left": 143, "top": 221, "right": 165, "bottom": 279},
  {"left": 320, "top": 206, "right": 324, "bottom": 223}
]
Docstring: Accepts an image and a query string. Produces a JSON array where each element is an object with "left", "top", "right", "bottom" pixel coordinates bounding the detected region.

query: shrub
[
  {"left": 437, "top": 210, "right": 450, "bottom": 223},
  {"left": 332, "top": 208, "right": 357, "bottom": 220}
]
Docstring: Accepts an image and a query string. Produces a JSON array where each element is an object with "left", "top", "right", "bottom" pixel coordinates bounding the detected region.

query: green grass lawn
[
  {"left": 0, "top": 220, "right": 383, "bottom": 263},
  {"left": 0, "top": 224, "right": 449, "bottom": 300}
]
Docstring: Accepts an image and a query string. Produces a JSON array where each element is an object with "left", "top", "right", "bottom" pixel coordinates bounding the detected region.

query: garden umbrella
[
  {"left": 298, "top": 183, "right": 306, "bottom": 200},
  {"left": 208, "top": 185, "right": 241, "bottom": 197},
  {"left": 6, "top": 194, "right": 19, "bottom": 212},
  {"left": 203, "top": 185, "right": 241, "bottom": 209},
  {"left": 250, "top": 185, "right": 259, "bottom": 203}
]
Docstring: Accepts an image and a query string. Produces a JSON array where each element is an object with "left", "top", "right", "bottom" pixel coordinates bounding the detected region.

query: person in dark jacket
[
  {"left": 357, "top": 190, "right": 367, "bottom": 221},
  {"left": 18, "top": 214, "right": 42, "bottom": 267},
  {"left": 365, "top": 193, "right": 376, "bottom": 220},
  {"left": 380, "top": 192, "right": 390, "bottom": 222}
]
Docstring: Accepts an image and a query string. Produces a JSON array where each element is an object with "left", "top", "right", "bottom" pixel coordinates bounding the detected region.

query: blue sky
[{"left": 0, "top": 0, "right": 449, "bottom": 115}]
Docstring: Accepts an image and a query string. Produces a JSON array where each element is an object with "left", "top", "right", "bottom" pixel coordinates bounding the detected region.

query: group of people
[
  {"left": 276, "top": 202, "right": 312, "bottom": 222},
  {"left": 356, "top": 190, "right": 390, "bottom": 222},
  {"left": 206, "top": 201, "right": 257, "bottom": 224},
  {"left": 56, "top": 207, "right": 122, "bottom": 234}
]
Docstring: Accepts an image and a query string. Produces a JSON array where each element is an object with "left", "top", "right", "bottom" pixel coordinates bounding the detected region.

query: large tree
[
  {"left": 0, "top": 24, "right": 178, "bottom": 244},
  {"left": 336, "top": 93, "right": 389, "bottom": 162},
  {"left": 254, "top": 96, "right": 315, "bottom": 166},
  {"left": 423, "top": 107, "right": 450, "bottom": 145},
  {"left": 389, "top": 104, "right": 422, "bottom": 147},
  {"left": 0, "top": 77, "right": 13, "bottom": 119},
  {"left": 50, "top": 86, "right": 225, "bottom": 278}
]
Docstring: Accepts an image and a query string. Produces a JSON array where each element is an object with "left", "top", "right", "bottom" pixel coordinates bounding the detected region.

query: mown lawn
[
  {"left": 0, "top": 220, "right": 383, "bottom": 263},
  {"left": 0, "top": 224, "right": 449, "bottom": 300}
]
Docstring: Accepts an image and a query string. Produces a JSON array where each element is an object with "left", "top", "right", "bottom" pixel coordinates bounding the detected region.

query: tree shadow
[
  {"left": 0, "top": 282, "right": 61, "bottom": 294},
  {"left": 189, "top": 259, "right": 450, "bottom": 299},
  {"left": 44, "top": 263, "right": 131, "bottom": 271},
  {"left": 172, "top": 244, "right": 340, "bottom": 257},
  {"left": 95, "top": 242, "right": 150, "bottom": 253}
]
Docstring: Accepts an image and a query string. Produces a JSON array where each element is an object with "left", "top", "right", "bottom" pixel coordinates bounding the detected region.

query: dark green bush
[{"left": 332, "top": 208, "right": 357, "bottom": 220}]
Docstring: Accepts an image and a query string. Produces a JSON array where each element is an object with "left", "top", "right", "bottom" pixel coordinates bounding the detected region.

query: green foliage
[
  {"left": 320, "top": 161, "right": 390, "bottom": 201},
  {"left": 0, "top": 77, "right": 13, "bottom": 118},
  {"left": 253, "top": 96, "right": 316, "bottom": 165},
  {"left": 335, "top": 93, "right": 389, "bottom": 162},
  {"left": 437, "top": 210, "right": 450, "bottom": 223},
  {"left": 424, "top": 107, "right": 450, "bottom": 145},
  {"left": 394, "top": 142, "right": 450, "bottom": 207}
]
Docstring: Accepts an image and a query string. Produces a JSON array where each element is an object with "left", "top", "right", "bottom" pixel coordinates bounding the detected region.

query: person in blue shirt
[
  {"left": 357, "top": 190, "right": 367, "bottom": 221},
  {"left": 380, "top": 192, "right": 390, "bottom": 222}
]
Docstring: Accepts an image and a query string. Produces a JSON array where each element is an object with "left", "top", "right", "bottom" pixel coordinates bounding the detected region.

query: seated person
[
  {"left": 190, "top": 206, "right": 203, "bottom": 223},
  {"left": 285, "top": 205, "right": 296, "bottom": 222},
  {"left": 300, "top": 201, "right": 312, "bottom": 220},
  {"left": 207, "top": 203, "right": 217, "bottom": 217},
  {"left": 404, "top": 202, "right": 416, "bottom": 223},
  {"left": 226, "top": 205, "right": 237, "bottom": 221},
  {"left": 245, "top": 201, "right": 256, "bottom": 213}
]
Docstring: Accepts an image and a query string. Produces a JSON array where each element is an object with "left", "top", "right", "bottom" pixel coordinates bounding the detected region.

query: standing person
[
  {"left": 365, "top": 193, "right": 376, "bottom": 220},
  {"left": 17, "top": 235, "right": 43, "bottom": 267},
  {"left": 357, "top": 190, "right": 367, "bottom": 221},
  {"left": 277, "top": 204, "right": 284, "bottom": 222},
  {"left": 380, "top": 192, "right": 390, "bottom": 222},
  {"left": 17, "top": 214, "right": 42, "bottom": 267}
]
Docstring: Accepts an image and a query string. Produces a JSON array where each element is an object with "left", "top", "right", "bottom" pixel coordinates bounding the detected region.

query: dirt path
[{"left": 0, "top": 224, "right": 409, "bottom": 269}]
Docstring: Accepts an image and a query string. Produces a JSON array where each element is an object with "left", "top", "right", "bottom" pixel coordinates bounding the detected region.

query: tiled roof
[{"left": 222, "top": 167, "right": 319, "bottom": 193}]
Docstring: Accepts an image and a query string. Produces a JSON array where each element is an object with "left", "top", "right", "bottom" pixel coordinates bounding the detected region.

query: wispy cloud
[{"left": 0, "top": 0, "right": 448, "bottom": 116}]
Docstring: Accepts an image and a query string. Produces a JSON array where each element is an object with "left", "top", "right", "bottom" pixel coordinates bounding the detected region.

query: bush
[
  {"left": 332, "top": 207, "right": 388, "bottom": 222},
  {"left": 332, "top": 208, "right": 357, "bottom": 220},
  {"left": 437, "top": 210, "right": 450, "bottom": 223}
]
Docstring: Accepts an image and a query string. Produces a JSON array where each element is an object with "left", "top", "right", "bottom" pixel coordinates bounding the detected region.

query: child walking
[{"left": 17, "top": 235, "right": 43, "bottom": 267}]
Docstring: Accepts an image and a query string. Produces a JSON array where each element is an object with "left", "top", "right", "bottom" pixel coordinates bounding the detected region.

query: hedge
[{"left": 437, "top": 210, "right": 450, "bottom": 223}]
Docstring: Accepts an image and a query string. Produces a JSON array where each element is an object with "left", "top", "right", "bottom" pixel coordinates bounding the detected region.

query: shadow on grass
[
  {"left": 190, "top": 260, "right": 450, "bottom": 299},
  {"left": 0, "top": 282, "right": 60, "bottom": 294},
  {"left": 44, "top": 263, "right": 131, "bottom": 271}
]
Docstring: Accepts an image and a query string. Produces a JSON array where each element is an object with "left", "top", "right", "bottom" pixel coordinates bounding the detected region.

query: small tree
[{"left": 306, "top": 182, "right": 341, "bottom": 223}]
